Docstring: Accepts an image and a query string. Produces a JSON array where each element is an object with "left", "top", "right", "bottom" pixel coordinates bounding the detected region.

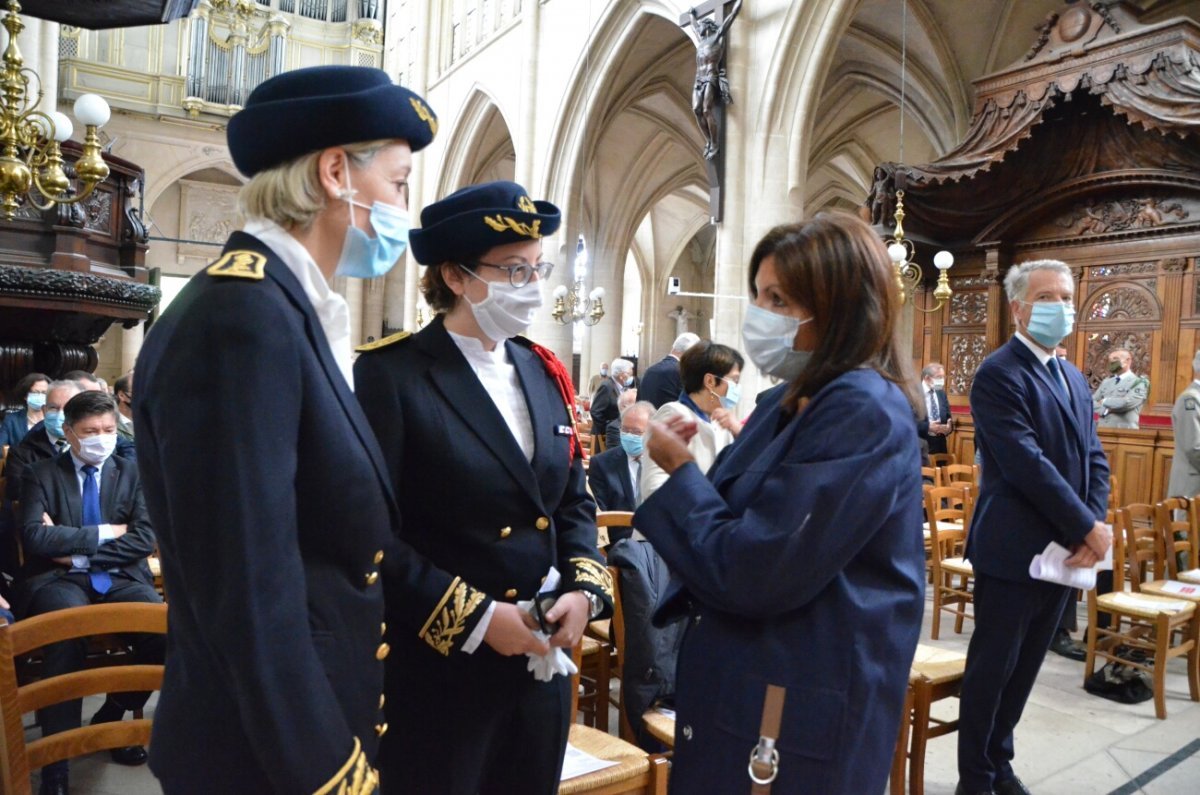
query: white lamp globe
[
  {"left": 589, "top": 287, "right": 605, "bottom": 301},
  {"left": 934, "top": 250, "right": 954, "bottom": 271},
  {"left": 887, "top": 242, "right": 907, "bottom": 264},
  {"left": 48, "top": 111, "right": 73, "bottom": 143},
  {"left": 553, "top": 285, "right": 568, "bottom": 299},
  {"left": 74, "top": 94, "right": 111, "bottom": 127}
]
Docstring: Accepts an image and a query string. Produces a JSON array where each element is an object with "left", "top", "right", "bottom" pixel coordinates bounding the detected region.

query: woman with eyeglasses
[
  {"left": 634, "top": 212, "right": 926, "bottom": 794},
  {"left": 354, "top": 180, "right": 613, "bottom": 795},
  {"left": 638, "top": 340, "right": 743, "bottom": 505}
]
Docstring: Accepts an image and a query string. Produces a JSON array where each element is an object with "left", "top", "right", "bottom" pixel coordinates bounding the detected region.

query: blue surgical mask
[
  {"left": 742, "top": 303, "right": 814, "bottom": 381},
  {"left": 335, "top": 169, "right": 410, "bottom": 279},
  {"left": 26, "top": 392, "right": 46, "bottom": 411},
  {"left": 44, "top": 410, "right": 65, "bottom": 439},
  {"left": 619, "top": 432, "right": 644, "bottom": 458},
  {"left": 1023, "top": 301, "right": 1074, "bottom": 348},
  {"left": 600, "top": 368, "right": 608, "bottom": 377},
  {"left": 712, "top": 377, "right": 741, "bottom": 410}
]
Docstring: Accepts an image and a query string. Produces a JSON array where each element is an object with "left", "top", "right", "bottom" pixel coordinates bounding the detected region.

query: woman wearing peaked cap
[
  {"left": 133, "top": 66, "right": 436, "bottom": 793},
  {"left": 354, "top": 181, "right": 614, "bottom": 794}
]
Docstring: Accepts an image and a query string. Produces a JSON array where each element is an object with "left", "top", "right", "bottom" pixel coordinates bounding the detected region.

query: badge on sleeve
[
  {"left": 1187, "top": 398, "right": 1197, "bottom": 411},
  {"left": 207, "top": 250, "right": 266, "bottom": 280},
  {"left": 554, "top": 425, "right": 573, "bottom": 436}
]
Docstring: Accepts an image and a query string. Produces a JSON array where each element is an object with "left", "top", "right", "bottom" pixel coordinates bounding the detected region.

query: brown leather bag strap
[{"left": 748, "top": 684, "right": 786, "bottom": 795}]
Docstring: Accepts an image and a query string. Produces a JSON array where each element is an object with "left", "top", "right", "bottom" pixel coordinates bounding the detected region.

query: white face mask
[
  {"left": 931, "top": 378, "right": 945, "bottom": 390},
  {"left": 460, "top": 266, "right": 544, "bottom": 341},
  {"left": 742, "top": 303, "right": 813, "bottom": 381},
  {"left": 77, "top": 432, "right": 117, "bottom": 466}
]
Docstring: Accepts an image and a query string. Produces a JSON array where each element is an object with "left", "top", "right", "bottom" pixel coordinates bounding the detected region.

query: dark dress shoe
[
  {"left": 954, "top": 783, "right": 994, "bottom": 795},
  {"left": 994, "top": 775, "right": 1033, "bottom": 795},
  {"left": 109, "top": 745, "right": 149, "bottom": 766},
  {"left": 38, "top": 772, "right": 68, "bottom": 795},
  {"left": 1048, "top": 630, "right": 1087, "bottom": 662}
]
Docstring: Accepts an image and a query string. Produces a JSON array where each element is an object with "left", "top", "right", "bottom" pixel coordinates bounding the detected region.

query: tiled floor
[{"left": 27, "top": 591, "right": 1200, "bottom": 794}]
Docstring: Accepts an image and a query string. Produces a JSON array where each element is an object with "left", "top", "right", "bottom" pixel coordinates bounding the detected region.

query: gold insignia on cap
[
  {"left": 483, "top": 215, "right": 542, "bottom": 239},
  {"left": 207, "top": 250, "right": 266, "bottom": 280},
  {"left": 355, "top": 330, "right": 412, "bottom": 353},
  {"left": 516, "top": 195, "right": 536, "bottom": 213},
  {"left": 409, "top": 97, "right": 438, "bottom": 135}
]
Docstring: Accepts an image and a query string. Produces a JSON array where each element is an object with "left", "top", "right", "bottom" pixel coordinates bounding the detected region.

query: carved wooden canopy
[{"left": 866, "top": 1, "right": 1200, "bottom": 247}]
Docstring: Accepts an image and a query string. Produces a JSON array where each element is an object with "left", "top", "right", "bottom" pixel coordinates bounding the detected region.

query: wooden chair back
[
  {"left": 1116, "top": 504, "right": 1157, "bottom": 591},
  {"left": 924, "top": 486, "right": 969, "bottom": 560},
  {"left": 0, "top": 603, "right": 167, "bottom": 794},
  {"left": 1156, "top": 498, "right": 1199, "bottom": 579},
  {"left": 1108, "top": 475, "right": 1120, "bottom": 509},
  {"left": 596, "top": 511, "right": 635, "bottom": 550},
  {"left": 928, "top": 453, "right": 956, "bottom": 469},
  {"left": 941, "top": 464, "right": 977, "bottom": 487},
  {"left": 920, "top": 467, "right": 941, "bottom": 487}
]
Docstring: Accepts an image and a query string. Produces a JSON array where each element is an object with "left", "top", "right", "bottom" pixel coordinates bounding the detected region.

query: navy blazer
[
  {"left": 635, "top": 370, "right": 925, "bottom": 794},
  {"left": 134, "top": 232, "right": 396, "bottom": 793},
  {"left": 16, "top": 452, "right": 156, "bottom": 616},
  {"left": 638, "top": 355, "right": 682, "bottom": 409},
  {"left": 588, "top": 446, "right": 637, "bottom": 513},
  {"left": 967, "top": 336, "right": 1110, "bottom": 581},
  {"left": 590, "top": 377, "right": 622, "bottom": 431},
  {"left": 0, "top": 410, "right": 31, "bottom": 449}
]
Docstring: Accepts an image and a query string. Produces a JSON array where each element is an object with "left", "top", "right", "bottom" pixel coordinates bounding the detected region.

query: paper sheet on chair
[
  {"left": 1157, "top": 581, "right": 1200, "bottom": 597},
  {"left": 1028, "top": 541, "right": 1112, "bottom": 589},
  {"left": 1180, "top": 568, "right": 1200, "bottom": 585},
  {"left": 560, "top": 743, "right": 620, "bottom": 781}
]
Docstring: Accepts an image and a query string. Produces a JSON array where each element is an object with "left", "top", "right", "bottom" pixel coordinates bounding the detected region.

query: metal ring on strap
[{"left": 747, "top": 745, "right": 780, "bottom": 785}]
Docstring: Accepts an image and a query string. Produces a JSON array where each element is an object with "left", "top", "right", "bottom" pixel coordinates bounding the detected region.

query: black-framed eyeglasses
[{"left": 462, "top": 260, "right": 554, "bottom": 288}]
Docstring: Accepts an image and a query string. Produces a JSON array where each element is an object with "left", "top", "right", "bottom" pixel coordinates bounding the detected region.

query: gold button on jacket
[
  {"left": 504, "top": 588, "right": 518, "bottom": 599},
  {"left": 376, "top": 643, "right": 390, "bottom": 661},
  {"left": 365, "top": 571, "right": 379, "bottom": 586},
  {"left": 535, "top": 516, "right": 550, "bottom": 530},
  {"left": 499, "top": 526, "right": 512, "bottom": 538}
]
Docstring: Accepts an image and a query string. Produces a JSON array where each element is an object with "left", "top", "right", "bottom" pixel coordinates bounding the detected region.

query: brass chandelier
[
  {"left": 552, "top": 234, "right": 605, "bottom": 326},
  {"left": 0, "top": 0, "right": 111, "bottom": 221}
]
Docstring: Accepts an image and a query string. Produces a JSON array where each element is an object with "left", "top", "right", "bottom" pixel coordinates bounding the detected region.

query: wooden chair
[
  {"left": 558, "top": 643, "right": 669, "bottom": 795},
  {"left": 0, "top": 603, "right": 167, "bottom": 794},
  {"left": 920, "top": 467, "right": 941, "bottom": 487},
  {"left": 594, "top": 511, "right": 635, "bottom": 552},
  {"left": 1157, "top": 498, "right": 1198, "bottom": 580},
  {"left": 925, "top": 486, "right": 973, "bottom": 639},
  {"left": 1085, "top": 505, "right": 1200, "bottom": 719},
  {"left": 890, "top": 644, "right": 967, "bottom": 795},
  {"left": 928, "top": 453, "right": 956, "bottom": 469}
]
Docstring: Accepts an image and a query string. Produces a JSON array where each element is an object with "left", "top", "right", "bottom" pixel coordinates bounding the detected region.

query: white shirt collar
[
  {"left": 1014, "top": 331, "right": 1054, "bottom": 366},
  {"left": 242, "top": 218, "right": 355, "bottom": 390},
  {"left": 68, "top": 450, "right": 106, "bottom": 474},
  {"left": 446, "top": 329, "right": 508, "bottom": 366}
]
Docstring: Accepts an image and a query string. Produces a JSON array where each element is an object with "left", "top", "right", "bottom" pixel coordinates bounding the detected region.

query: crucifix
[{"left": 679, "top": 0, "right": 743, "bottom": 223}]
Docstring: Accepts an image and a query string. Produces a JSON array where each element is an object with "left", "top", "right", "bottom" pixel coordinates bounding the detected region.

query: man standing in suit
[
  {"left": 588, "top": 362, "right": 609, "bottom": 397},
  {"left": 1091, "top": 348, "right": 1149, "bottom": 429},
  {"left": 18, "top": 391, "right": 162, "bottom": 795},
  {"left": 918, "top": 363, "right": 953, "bottom": 455},
  {"left": 591, "top": 358, "right": 634, "bottom": 433},
  {"left": 638, "top": 333, "right": 701, "bottom": 409},
  {"left": 1168, "top": 351, "right": 1200, "bottom": 502},
  {"left": 588, "top": 402, "right": 654, "bottom": 538},
  {"left": 957, "top": 260, "right": 1111, "bottom": 795}
]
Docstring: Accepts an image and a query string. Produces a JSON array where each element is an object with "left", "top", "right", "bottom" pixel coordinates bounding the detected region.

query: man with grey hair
[
  {"left": 639, "top": 332, "right": 702, "bottom": 409},
  {"left": 918, "top": 362, "right": 952, "bottom": 455},
  {"left": 957, "top": 259, "right": 1111, "bottom": 795},
  {"left": 1167, "top": 351, "right": 1200, "bottom": 504},
  {"left": 1091, "top": 347, "right": 1149, "bottom": 428},
  {"left": 606, "top": 387, "right": 640, "bottom": 450},
  {"left": 588, "top": 401, "right": 655, "bottom": 533},
  {"left": 590, "top": 358, "right": 635, "bottom": 437}
]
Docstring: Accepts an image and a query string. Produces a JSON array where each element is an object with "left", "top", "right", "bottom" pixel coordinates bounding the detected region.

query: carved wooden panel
[
  {"left": 949, "top": 291, "right": 988, "bottom": 326},
  {"left": 1090, "top": 262, "right": 1156, "bottom": 278},
  {"left": 950, "top": 275, "right": 995, "bottom": 289},
  {"left": 1084, "top": 282, "right": 1160, "bottom": 322},
  {"left": 1084, "top": 331, "right": 1152, "bottom": 390},
  {"left": 1049, "top": 197, "right": 1190, "bottom": 237},
  {"left": 947, "top": 334, "right": 988, "bottom": 396}
]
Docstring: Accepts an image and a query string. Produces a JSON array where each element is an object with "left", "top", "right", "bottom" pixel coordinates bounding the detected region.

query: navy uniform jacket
[
  {"left": 638, "top": 355, "right": 682, "bottom": 409},
  {"left": 353, "top": 315, "right": 612, "bottom": 665},
  {"left": 968, "top": 337, "right": 1109, "bottom": 580},
  {"left": 635, "top": 370, "right": 925, "bottom": 794},
  {"left": 134, "top": 232, "right": 397, "bottom": 794}
]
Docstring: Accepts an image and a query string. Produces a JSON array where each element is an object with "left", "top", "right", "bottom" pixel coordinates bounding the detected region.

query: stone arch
[{"left": 435, "top": 85, "right": 516, "bottom": 197}]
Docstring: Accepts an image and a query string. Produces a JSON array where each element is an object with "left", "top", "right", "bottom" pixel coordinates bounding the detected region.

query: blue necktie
[
  {"left": 81, "top": 465, "right": 112, "bottom": 595},
  {"left": 1046, "top": 357, "right": 1069, "bottom": 400}
]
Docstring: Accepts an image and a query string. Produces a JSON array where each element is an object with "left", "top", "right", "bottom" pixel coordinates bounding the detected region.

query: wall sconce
[{"left": 886, "top": 190, "right": 953, "bottom": 312}]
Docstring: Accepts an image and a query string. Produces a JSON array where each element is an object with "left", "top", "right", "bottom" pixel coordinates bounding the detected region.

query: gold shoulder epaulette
[
  {"left": 355, "top": 330, "right": 412, "bottom": 353},
  {"left": 206, "top": 250, "right": 267, "bottom": 280}
]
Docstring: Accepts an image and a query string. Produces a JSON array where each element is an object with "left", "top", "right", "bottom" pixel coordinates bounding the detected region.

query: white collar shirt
[
  {"left": 446, "top": 330, "right": 535, "bottom": 462},
  {"left": 242, "top": 218, "right": 355, "bottom": 390}
]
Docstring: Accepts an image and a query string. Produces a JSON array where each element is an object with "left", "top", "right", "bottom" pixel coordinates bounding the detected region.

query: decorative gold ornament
[{"left": 886, "top": 190, "right": 953, "bottom": 312}]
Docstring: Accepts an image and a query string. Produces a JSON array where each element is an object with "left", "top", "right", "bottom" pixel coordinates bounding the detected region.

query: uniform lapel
[
  {"left": 423, "top": 322, "right": 542, "bottom": 503},
  {"left": 507, "top": 339, "right": 559, "bottom": 505},
  {"left": 231, "top": 233, "right": 399, "bottom": 518}
]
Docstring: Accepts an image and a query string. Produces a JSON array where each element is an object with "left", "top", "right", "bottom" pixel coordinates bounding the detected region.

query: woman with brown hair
[{"left": 634, "top": 212, "right": 926, "bottom": 794}]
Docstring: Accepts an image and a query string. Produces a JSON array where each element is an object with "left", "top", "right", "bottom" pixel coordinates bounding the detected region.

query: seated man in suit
[
  {"left": 638, "top": 332, "right": 701, "bottom": 409},
  {"left": 604, "top": 388, "right": 638, "bottom": 450},
  {"left": 588, "top": 402, "right": 654, "bottom": 545},
  {"left": 17, "top": 391, "right": 163, "bottom": 795}
]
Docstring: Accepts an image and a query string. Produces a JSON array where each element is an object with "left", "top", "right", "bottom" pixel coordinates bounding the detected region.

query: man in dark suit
[
  {"left": 18, "top": 391, "right": 162, "bottom": 795},
  {"left": 918, "top": 362, "right": 952, "bottom": 455},
  {"left": 638, "top": 332, "right": 701, "bottom": 408},
  {"left": 588, "top": 402, "right": 653, "bottom": 537},
  {"left": 957, "top": 260, "right": 1111, "bottom": 795},
  {"left": 590, "top": 358, "right": 633, "bottom": 433}
]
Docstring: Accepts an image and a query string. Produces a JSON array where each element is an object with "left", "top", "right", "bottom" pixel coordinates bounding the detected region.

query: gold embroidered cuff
[
  {"left": 419, "top": 577, "right": 487, "bottom": 656},
  {"left": 312, "top": 737, "right": 378, "bottom": 795},
  {"left": 570, "top": 557, "right": 614, "bottom": 602}
]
